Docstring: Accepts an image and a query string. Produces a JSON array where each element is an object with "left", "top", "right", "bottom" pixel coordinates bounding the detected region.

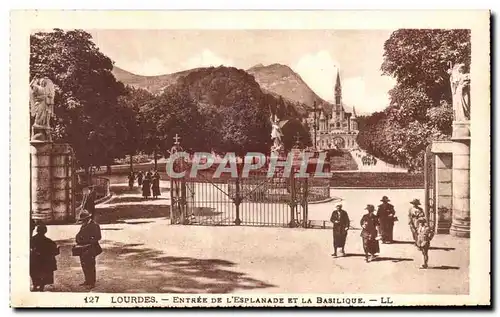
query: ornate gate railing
[
  {"left": 168, "top": 136, "right": 330, "bottom": 228},
  {"left": 170, "top": 170, "right": 313, "bottom": 228},
  {"left": 424, "top": 144, "right": 437, "bottom": 240}
]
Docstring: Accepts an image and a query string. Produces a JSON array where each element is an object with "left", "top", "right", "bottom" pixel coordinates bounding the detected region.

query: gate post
[
  {"left": 288, "top": 173, "right": 297, "bottom": 227},
  {"left": 180, "top": 178, "right": 188, "bottom": 224},
  {"left": 233, "top": 177, "right": 242, "bottom": 225},
  {"left": 302, "top": 178, "right": 309, "bottom": 228}
]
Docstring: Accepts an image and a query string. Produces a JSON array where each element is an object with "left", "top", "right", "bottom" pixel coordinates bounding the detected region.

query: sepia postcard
[{"left": 10, "top": 10, "right": 491, "bottom": 308}]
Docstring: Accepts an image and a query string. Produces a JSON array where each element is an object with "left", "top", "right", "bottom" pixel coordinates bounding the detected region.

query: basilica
[{"left": 304, "top": 70, "right": 359, "bottom": 150}]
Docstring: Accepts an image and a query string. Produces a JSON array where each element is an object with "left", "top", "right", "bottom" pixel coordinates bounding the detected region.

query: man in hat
[
  {"left": 408, "top": 198, "right": 425, "bottom": 243},
  {"left": 377, "top": 196, "right": 397, "bottom": 244},
  {"left": 82, "top": 185, "right": 96, "bottom": 220},
  {"left": 75, "top": 210, "right": 102, "bottom": 289},
  {"left": 330, "top": 203, "right": 350, "bottom": 257},
  {"left": 360, "top": 204, "right": 380, "bottom": 262},
  {"left": 416, "top": 217, "right": 431, "bottom": 269}
]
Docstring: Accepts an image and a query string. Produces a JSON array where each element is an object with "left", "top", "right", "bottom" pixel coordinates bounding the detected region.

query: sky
[{"left": 88, "top": 29, "right": 397, "bottom": 114}]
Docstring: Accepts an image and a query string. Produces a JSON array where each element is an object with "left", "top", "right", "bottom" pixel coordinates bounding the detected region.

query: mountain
[
  {"left": 112, "top": 66, "right": 199, "bottom": 95},
  {"left": 164, "top": 66, "right": 311, "bottom": 152},
  {"left": 112, "top": 63, "right": 330, "bottom": 117},
  {"left": 246, "top": 63, "right": 331, "bottom": 114}
]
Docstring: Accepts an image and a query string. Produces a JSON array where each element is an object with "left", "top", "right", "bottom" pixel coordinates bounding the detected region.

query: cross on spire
[{"left": 173, "top": 134, "right": 181, "bottom": 145}]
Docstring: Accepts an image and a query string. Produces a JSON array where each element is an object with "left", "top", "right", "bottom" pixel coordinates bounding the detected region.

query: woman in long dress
[
  {"left": 128, "top": 171, "right": 135, "bottom": 189},
  {"left": 152, "top": 171, "right": 161, "bottom": 199},
  {"left": 30, "top": 224, "right": 59, "bottom": 291},
  {"left": 142, "top": 172, "right": 152, "bottom": 199},
  {"left": 137, "top": 171, "right": 144, "bottom": 187},
  {"left": 360, "top": 204, "right": 380, "bottom": 262}
]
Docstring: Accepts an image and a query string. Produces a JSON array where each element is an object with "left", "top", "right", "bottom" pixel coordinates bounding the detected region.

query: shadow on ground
[
  {"left": 107, "top": 196, "right": 167, "bottom": 204},
  {"left": 341, "top": 253, "right": 413, "bottom": 262},
  {"left": 428, "top": 265, "right": 460, "bottom": 270},
  {"left": 94, "top": 205, "right": 171, "bottom": 225},
  {"left": 93, "top": 205, "right": 221, "bottom": 225},
  {"left": 111, "top": 185, "right": 170, "bottom": 196},
  {"left": 392, "top": 241, "right": 455, "bottom": 251},
  {"left": 50, "top": 240, "right": 275, "bottom": 294}
]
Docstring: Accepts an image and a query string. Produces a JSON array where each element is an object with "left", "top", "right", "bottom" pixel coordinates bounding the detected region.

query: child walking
[{"left": 416, "top": 217, "right": 431, "bottom": 269}]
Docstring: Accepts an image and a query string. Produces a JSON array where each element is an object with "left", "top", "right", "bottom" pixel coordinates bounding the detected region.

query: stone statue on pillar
[
  {"left": 30, "top": 76, "right": 76, "bottom": 223},
  {"left": 446, "top": 62, "right": 471, "bottom": 238},
  {"left": 30, "top": 77, "right": 55, "bottom": 142},
  {"left": 447, "top": 62, "right": 470, "bottom": 122},
  {"left": 270, "top": 113, "right": 284, "bottom": 155}
]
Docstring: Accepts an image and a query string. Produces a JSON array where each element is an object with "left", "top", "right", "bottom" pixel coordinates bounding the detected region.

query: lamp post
[{"left": 311, "top": 101, "right": 321, "bottom": 150}]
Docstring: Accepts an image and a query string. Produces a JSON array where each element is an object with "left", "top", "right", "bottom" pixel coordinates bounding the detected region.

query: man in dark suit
[
  {"left": 330, "top": 203, "right": 350, "bottom": 257},
  {"left": 75, "top": 210, "right": 102, "bottom": 289},
  {"left": 377, "top": 196, "right": 397, "bottom": 244}
]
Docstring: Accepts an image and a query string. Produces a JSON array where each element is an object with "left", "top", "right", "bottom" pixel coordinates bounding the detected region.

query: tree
[
  {"left": 357, "top": 29, "right": 470, "bottom": 172},
  {"left": 140, "top": 87, "right": 206, "bottom": 157},
  {"left": 381, "top": 29, "right": 471, "bottom": 103},
  {"left": 117, "top": 86, "right": 153, "bottom": 170},
  {"left": 30, "top": 29, "right": 127, "bottom": 180}
]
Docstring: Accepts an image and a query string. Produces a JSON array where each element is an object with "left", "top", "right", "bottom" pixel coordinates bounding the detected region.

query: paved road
[{"left": 41, "top": 183, "right": 468, "bottom": 294}]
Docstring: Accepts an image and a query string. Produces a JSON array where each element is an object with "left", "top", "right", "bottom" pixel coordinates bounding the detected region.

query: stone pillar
[
  {"left": 450, "top": 122, "right": 470, "bottom": 238},
  {"left": 31, "top": 142, "right": 53, "bottom": 223},
  {"left": 31, "top": 142, "right": 76, "bottom": 224},
  {"left": 51, "top": 144, "right": 76, "bottom": 223}
]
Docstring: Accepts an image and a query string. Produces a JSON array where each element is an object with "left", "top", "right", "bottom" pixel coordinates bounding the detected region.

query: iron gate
[{"left": 170, "top": 170, "right": 312, "bottom": 228}]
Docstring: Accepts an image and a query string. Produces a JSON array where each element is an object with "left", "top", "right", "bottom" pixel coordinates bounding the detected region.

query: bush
[{"left": 113, "top": 154, "right": 152, "bottom": 165}]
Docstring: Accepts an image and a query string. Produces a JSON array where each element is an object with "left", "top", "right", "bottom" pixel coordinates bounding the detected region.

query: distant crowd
[
  {"left": 351, "top": 149, "right": 378, "bottom": 166},
  {"left": 128, "top": 170, "right": 161, "bottom": 199}
]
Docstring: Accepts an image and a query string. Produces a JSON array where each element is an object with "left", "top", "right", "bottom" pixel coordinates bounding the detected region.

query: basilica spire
[{"left": 334, "top": 68, "right": 342, "bottom": 106}]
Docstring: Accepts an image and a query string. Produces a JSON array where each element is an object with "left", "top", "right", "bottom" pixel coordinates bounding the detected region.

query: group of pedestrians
[
  {"left": 351, "top": 149, "right": 377, "bottom": 166},
  {"left": 128, "top": 170, "right": 161, "bottom": 199},
  {"left": 330, "top": 196, "right": 432, "bottom": 268},
  {"left": 30, "top": 209, "right": 103, "bottom": 291},
  {"left": 361, "top": 155, "right": 377, "bottom": 166}
]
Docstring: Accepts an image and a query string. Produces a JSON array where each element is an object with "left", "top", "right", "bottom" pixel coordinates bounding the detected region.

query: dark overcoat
[
  {"left": 330, "top": 209, "right": 350, "bottom": 248},
  {"left": 360, "top": 213, "right": 380, "bottom": 255},
  {"left": 30, "top": 234, "right": 59, "bottom": 285},
  {"left": 76, "top": 220, "right": 102, "bottom": 257}
]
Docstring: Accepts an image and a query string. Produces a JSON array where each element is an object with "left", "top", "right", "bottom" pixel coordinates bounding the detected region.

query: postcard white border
[{"left": 9, "top": 10, "right": 491, "bottom": 307}]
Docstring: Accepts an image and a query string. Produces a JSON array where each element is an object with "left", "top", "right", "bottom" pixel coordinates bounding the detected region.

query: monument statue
[
  {"left": 270, "top": 113, "right": 284, "bottom": 154},
  {"left": 447, "top": 62, "right": 470, "bottom": 121},
  {"left": 30, "top": 77, "right": 55, "bottom": 142}
]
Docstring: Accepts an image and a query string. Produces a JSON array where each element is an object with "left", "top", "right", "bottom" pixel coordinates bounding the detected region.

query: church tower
[{"left": 334, "top": 69, "right": 342, "bottom": 106}]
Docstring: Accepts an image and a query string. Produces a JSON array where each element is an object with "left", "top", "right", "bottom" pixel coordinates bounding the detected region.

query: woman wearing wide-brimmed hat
[
  {"left": 74, "top": 210, "right": 102, "bottom": 289},
  {"left": 377, "top": 196, "right": 397, "bottom": 244},
  {"left": 408, "top": 198, "right": 425, "bottom": 243},
  {"left": 360, "top": 204, "right": 380, "bottom": 262}
]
